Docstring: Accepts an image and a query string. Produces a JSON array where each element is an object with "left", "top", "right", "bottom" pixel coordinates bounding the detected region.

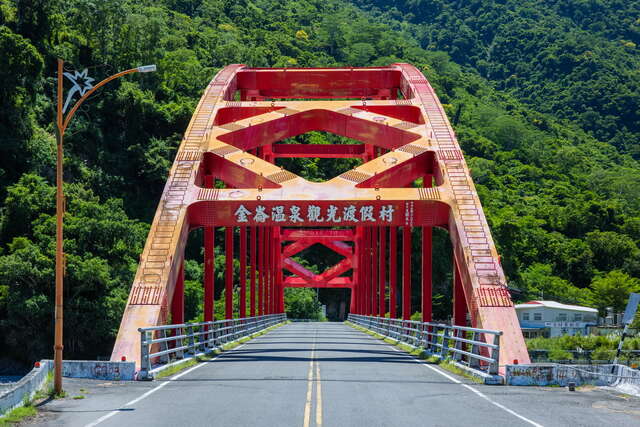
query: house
[{"left": 514, "top": 300, "right": 598, "bottom": 338}]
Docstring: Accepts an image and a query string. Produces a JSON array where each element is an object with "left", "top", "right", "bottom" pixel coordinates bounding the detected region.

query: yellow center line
[
  {"left": 315, "top": 359, "right": 323, "bottom": 426},
  {"left": 303, "top": 342, "right": 315, "bottom": 427}
]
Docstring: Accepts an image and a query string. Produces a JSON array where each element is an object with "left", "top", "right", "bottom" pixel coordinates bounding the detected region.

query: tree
[
  {"left": 284, "top": 288, "right": 322, "bottom": 320},
  {"left": 519, "top": 263, "right": 592, "bottom": 306},
  {"left": 590, "top": 270, "right": 640, "bottom": 315}
]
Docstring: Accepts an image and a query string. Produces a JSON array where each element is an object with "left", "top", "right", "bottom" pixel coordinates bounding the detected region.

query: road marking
[
  {"left": 303, "top": 326, "right": 322, "bottom": 427},
  {"left": 315, "top": 358, "right": 323, "bottom": 426},
  {"left": 356, "top": 327, "right": 543, "bottom": 427},
  {"left": 303, "top": 343, "right": 315, "bottom": 427},
  {"left": 84, "top": 338, "right": 256, "bottom": 427}
]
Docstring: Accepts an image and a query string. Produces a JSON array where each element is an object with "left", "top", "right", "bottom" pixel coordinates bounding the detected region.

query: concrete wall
[
  {"left": 42, "top": 360, "right": 136, "bottom": 381},
  {"left": 506, "top": 364, "right": 628, "bottom": 387},
  {"left": 0, "top": 360, "right": 52, "bottom": 416},
  {"left": 1, "top": 359, "right": 136, "bottom": 417}
]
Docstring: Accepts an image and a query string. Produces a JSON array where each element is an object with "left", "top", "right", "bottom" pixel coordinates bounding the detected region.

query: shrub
[{"left": 548, "top": 348, "right": 573, "bottom": 361}]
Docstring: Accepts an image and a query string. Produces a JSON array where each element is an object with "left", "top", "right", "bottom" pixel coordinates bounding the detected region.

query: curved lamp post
[{"left": 54, "top": 59, "right": 156, "bottom": 393}]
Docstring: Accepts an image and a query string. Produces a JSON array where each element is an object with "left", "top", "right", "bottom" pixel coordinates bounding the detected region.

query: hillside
[{"left": 0, "top": 0, "right": 638, "bottom": 365}]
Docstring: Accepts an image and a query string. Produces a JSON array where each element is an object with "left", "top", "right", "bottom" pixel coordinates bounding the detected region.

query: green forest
[{"left": 0, "top": 0, "right": 639, "bottom": 367}]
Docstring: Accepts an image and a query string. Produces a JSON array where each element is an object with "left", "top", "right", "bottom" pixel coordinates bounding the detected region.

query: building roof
[{"left": 514, "top": 300, "right": 598, "bottom": 313}]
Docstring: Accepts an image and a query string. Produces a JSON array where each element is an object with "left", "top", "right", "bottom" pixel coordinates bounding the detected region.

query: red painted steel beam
[
  {"left": 250, "top": 227, "right": 256, "bottom": 317},
  {"left": 402, "top": 226, "right": 411, "bottom": 320},
  {"left": 364, "top": 228, "right": 371, "bottom": 315},
  {"left": 379, "top": 227, "right": 386, "bottom": 316},
  {"left": 372, "top": 227, "right": 379, "bottom": 316},
  {"left": 282, "top": 258, "right": 317, "bottom": 283},
  {"left": 284, "top": 277, "right": 352, "bottom": 287},
  {"left": 203, "top": 175, "right": 215, "bottom": 323},
  {"left": 239, "top": 226, "right": 247, "bottom": 318},
  {"left": 282, "top": 240, "right": 314, "bottom": 258},
  {"left": 453, "top": 258, "right": 467, "bottom": 326},
  {"left": 353, "top": 227, "right": 362, "bottom": 314},
  {"left": 282, "top": 229, "right": 355, "bottom": 241},
  {"left": 357, "top": 151, "right": 435, "bottom": 189},
  {"left": 389, "top": 226, "right": 397, "bottom": 318},
  {"left": 270, "top": 228, "right": 276, "bottom": 314},
  {"left": 422, "top": 174, "right": 433, "bottom": 323},
  {"left": 422, "top": 225, "right": 432, "bottom": 322},
  {"left": 276, "top": 228, "right": 284, "bottom": 313},
  {"left": 171, "top": 261, "right": 185, "bottom": 325},
  {"left": 258, "top": 227, "right": 264, "bottom": 315},
  {"left": 316, "top": 257, "right": 352, "bottom": 283},
  {"left": 266, "top": 227, "right": 272, "bottom": 314},
  {"left": 272, "top": 144, "right": 365, "bottom": 158},
  {"left": 236, "top": 68, "right": 402, "bottom": 99},
  {"left": 213, "top": 106, "right": 285, "bottom": 125},
  {"left": 321, "top": 240, "right": 353, "bottom": 259},
  {"left": 199, "top": 153, "right": 280, "bottom": 189},
  {"left": 351, "top": 105, "right": 425, "bottom": 124},
  {"left": 188, "top": 200, "right": 451, "bottom": 228},
  {"left": 225, "top": 227, "right": 234, "bottom": 319},
  {"left": 217, "top": 110, "right": 420, "bottom": 152}
]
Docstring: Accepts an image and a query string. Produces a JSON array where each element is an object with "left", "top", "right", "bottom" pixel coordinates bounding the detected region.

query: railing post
[
  {"left": 198, "top": 324, "right": 205, "bottom": 353},
  {"left": 489, "top": 333, "right": 501, "bottom": 375},
  {"left": 453, "top": 328, "right": 463, "bottom": 362},
  {"left": 470, "top": 332, "right": 481, "bottom": 369},
  {"left": 441, "top": 327, "right": 450, "bottom": 359},
  {"left": 139, "top": 329, "right": 151, "bottom": 380},
  {"left": 160, "top": 329, "right": 170, "bottom": 363},
  {"left": 175, "top": 326, "right": 184, "bottom": 359},
  {"left": 187, "top": 324, "right": 195, "bottom": 355}
]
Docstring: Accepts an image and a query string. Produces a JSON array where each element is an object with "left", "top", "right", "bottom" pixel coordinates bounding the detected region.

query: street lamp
[{"left": 54, "top": 59, "right": 156, "bottom": 394}]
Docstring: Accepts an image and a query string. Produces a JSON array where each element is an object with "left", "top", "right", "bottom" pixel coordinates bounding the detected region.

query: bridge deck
[{"left": 37, "top": 323, "right": 639, "bottom": 426}]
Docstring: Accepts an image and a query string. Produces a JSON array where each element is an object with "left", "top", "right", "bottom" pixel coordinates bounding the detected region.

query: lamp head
[{"left": 137, "top": 65, "right": 157, "bottom": 73}]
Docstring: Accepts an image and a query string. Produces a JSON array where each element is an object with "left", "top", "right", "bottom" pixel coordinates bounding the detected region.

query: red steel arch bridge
[{"left": 110, "top": 64, "right": 530, "bottom": 370}]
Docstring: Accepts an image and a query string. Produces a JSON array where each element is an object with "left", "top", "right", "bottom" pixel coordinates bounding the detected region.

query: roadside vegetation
[{"left": 526, "top": 334, "right": 640, "bottom": 363}]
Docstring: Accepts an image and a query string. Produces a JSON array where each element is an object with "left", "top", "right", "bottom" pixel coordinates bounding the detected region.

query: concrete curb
[{"left": 0, "top": 360, "right": 52, "bottom": 416}]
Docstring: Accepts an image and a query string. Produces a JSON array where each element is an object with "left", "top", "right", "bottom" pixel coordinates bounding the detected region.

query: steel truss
[{"left": 111, "top": 64, "right": 531, "bottom": 369}]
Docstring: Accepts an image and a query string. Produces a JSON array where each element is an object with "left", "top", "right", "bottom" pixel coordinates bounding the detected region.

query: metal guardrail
[
  {"left": 348, "top": 314, "right": 502, "bottom": 375},
  {"left": 138, "top": 314, "right": 286, "bottom": 379}
]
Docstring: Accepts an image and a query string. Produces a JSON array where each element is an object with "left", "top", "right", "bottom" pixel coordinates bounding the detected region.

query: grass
[
  {"left": 0, "top": 406, "right": 37, "bottom": 426},
  {"left": 0, "top": 370, "right": 66, "bottom": 424},
  {"left": 346, "top": 321, "right": 483, "bottom": 384},
  {"left": 72, "top": 395, "right": 85, "bottom": 400},
  {"left": 154, "top": 321, "right": 288, "bottom": 379},
  {"left": 0, "top": 372, "right": 55, "bottom": 426}
]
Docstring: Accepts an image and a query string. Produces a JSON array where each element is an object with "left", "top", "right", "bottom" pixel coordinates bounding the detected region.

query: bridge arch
[{"left": 111, "top": 64, "right": 530, "bottom": 369}]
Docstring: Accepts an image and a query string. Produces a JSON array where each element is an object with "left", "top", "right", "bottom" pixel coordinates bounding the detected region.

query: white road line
[
  {"left": 356, "top": 327, "right": 543, "bottom": 427},
  {"left": 84, "top": 335, "right": 263, "bottom": 427}
]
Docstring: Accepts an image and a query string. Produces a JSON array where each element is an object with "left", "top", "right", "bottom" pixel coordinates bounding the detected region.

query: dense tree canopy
[{"left": 0, "top": 0, "right": 638, "bottom": 366}]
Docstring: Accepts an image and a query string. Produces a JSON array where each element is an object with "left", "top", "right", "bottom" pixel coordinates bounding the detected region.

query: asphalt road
[{"left": 33, "top": 323, "right": 640, "bottom": 427}]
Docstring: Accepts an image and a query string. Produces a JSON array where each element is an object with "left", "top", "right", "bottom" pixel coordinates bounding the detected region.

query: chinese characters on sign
[{"left": 234, "top": 204, "right": 396, "bottom": 224}]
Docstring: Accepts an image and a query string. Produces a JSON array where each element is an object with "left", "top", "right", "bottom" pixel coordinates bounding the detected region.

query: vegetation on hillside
[{"left": 0, "top": 0, "right": 638, "bottom": 365}]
